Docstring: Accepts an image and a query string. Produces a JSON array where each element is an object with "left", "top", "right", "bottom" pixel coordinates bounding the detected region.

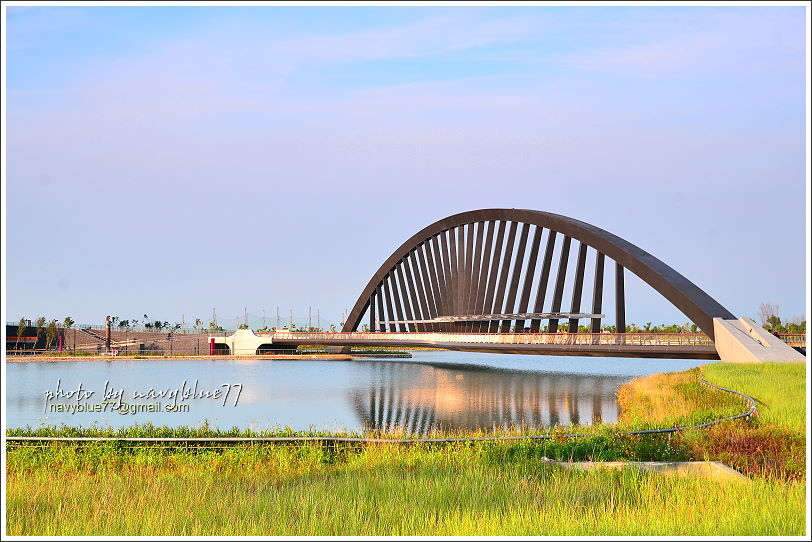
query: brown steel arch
[{"left": 342, "top": 209, "right": 734, "bottom": 340}]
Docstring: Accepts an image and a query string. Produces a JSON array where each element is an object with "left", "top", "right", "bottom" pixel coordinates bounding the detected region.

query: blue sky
[{"left": 3, "top": 5, "right": 808, "bottom": 329}]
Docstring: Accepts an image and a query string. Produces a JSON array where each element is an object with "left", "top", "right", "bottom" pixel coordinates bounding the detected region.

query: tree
[
  {"left": 765, "top": 315, "right": 784, "bottom": 333},
  {"left": 119, "top": 319, "right": 132, "bottom": 355},
  {"left": 35, "top": 317, "right": 47, "bottom": 347},
  {"left": 45, "top": 320, "right": 59, "bottom": 351},
  {"left": 62, "top": 317, "right": 75, "bottom": 353},
  {"left": 758, "top": 303, "right": 780, "bottom": 327},
  {"left": 16, "top": 318, "right": 26, "bottom": 351},
  {"left": 785, "top": 319, "right": 806, "bottom": 334},
  {"left": 209, "top": 322, "right": 224, "bottom": 332}
]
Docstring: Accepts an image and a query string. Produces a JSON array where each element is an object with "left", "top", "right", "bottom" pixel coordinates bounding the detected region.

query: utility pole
[
  {"left": 289, "top": 309, "right": 293, "bottom": 329},
  {"left": 262, "top": 309, "right": 266, "bottom": 329},
  {"left": 308, "top": 306, "right": 311, "bottom": 331},
  {"left": 276, "top": 306, "right": 280, "bottom": 330}
]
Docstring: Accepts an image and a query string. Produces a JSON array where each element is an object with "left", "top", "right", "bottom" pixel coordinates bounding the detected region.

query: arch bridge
[{"left": 215, "top": 209, "right": 804, "bottom": 362}]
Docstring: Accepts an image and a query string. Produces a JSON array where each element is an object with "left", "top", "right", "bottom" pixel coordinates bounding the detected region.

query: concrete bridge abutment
[{"left": 713, "top": 317, "right": 805, "bottom": 363}]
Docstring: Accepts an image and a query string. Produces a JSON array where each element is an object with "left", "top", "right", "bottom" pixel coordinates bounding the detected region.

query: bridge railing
[
  {"left": 267, "top": 331, "right": 716, "bottom": 347},
  {"left": 777, "top": 334, "right": 806, "bottom": 347}
]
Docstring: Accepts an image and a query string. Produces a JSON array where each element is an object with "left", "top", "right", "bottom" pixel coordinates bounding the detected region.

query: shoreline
[{"left": 5, "top": 354, "right": 359, "bottom": 362}]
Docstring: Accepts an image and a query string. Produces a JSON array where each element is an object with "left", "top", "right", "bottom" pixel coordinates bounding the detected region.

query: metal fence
[
  {"left": 266, "top": 331, "right": 718, "bottom": 347},
  {"left": 174, "top": 330, "right": 808, "bottom": 349},
  {"left": 778, "top": 334, "right": 806, "bottom": 347},
  {"left": 5, "top": 322, "right": 235, "bottom": 334}
]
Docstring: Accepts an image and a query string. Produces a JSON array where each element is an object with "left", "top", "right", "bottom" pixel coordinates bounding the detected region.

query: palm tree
[{"left": 63, "top": 317, "right": 74, "bottom": 353}]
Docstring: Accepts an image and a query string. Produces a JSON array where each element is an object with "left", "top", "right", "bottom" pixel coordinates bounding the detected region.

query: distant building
[{"left": 5, "top": 323, "right": 65, "bottom": 354}]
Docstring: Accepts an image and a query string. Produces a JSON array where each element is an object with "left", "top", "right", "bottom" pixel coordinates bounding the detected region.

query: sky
[{"left": 2, "top": 3, "right": 809, "bottom": 330}]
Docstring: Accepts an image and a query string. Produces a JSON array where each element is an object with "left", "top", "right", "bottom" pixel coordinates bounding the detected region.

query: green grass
[
  {"left": 701, "top": 362, "right": 806, "bottom": 432},
  {"left": 5, "top": 442, "right": 805, "bottom": 536}
]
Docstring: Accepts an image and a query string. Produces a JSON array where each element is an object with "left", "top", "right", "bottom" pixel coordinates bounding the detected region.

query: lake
[{"left": 5, "top": 351, "right": 704, "bottom": 433}]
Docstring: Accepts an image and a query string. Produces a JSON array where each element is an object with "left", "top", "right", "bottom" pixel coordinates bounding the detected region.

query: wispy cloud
[
  {"left": 566, "top": 9, "right": 804, "bottom": 78},
  {"left": 268, "top": 13, "right": 546, "bottom": 63}
]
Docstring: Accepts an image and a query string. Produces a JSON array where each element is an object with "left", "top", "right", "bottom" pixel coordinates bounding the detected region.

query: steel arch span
[{"left": 341, "top": 209, "right": 735, "bottom": 340}]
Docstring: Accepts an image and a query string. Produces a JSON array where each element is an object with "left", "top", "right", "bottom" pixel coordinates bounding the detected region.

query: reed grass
[
  {"left": 5, "top": 441, "right": 805, "bottom": 536},
  {"left": 616, "top": 367, "right": 745, "bottom": 429}
]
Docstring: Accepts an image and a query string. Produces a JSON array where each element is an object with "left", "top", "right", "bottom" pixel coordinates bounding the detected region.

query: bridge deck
[{"left": 263, "top": 332, "right": 721, "bottom": 359}]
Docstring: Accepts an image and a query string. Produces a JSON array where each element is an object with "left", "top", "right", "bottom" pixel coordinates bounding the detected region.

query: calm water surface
[{"left": 6, "top": 351, "right": 704, "bottom": 433}]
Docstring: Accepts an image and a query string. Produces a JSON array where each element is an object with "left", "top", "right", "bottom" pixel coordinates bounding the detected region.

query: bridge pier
[
  {"left": 713, "top": 318, "right": 805, "bottom": 363},
  {"left": 209, "top": 329, "right": 298, "bottom": 356}
]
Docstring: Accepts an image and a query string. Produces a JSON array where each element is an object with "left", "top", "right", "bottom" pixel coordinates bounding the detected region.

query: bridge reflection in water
[{"left": 348, "top": 361, "right": 630, "bottom": 434}]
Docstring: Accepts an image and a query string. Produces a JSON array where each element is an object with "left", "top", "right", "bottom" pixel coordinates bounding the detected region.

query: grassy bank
[
  {"left": 6, "top": 362, "right": 807, "bottom": 536},
  {"left": 6, "top": 442, "right": 804, "bottom": 536},
  {"left": 702, "top": 362, "right": 805, "bottom": 431},
  {"left": 617, "top": 362, "right": 806, "bottom": 480}
]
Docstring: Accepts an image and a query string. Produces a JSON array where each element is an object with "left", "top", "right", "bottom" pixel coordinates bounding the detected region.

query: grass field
[
  {"left": 701, "top": 362, "right": 806, "bottom": 431},
  {"left": 5, "top": 361, "right": 807, "bottom": 536},
  {"left": 6, "top": 443, "right": 804, "bottom": 536}
]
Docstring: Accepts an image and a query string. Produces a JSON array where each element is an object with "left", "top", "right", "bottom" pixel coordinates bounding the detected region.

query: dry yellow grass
[{"left": 616, "top": 367, "right": 743, "bottom": 427}]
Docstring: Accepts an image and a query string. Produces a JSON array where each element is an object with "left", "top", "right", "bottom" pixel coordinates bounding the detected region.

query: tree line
[
  {"left": 13, "top": 316, "right": 74, "bottom": 351},
  {"left": 758, "top": 303, "right": 806, "bottom": 334},
  {"left": 12, "top": 302, "right": 805, "bottom": 353}
]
